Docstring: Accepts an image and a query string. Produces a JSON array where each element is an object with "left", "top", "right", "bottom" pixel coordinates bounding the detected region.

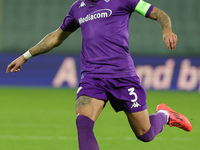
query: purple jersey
[{"left": 61, "top": 0, "right": 154, "bottom": 78}]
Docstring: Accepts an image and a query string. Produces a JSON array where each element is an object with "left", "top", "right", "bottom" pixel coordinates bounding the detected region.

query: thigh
[
  {"left": 125, "top": 109, "right": 151, "bottom": 136},
  {"left": 75, "top": 95, "right": 105, "bottom": 122}
]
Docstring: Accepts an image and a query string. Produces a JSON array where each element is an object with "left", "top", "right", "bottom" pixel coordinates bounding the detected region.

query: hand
[
  {"left": 6, "top": 56, "right": 27, "bottom": 73},
  {"left": 163, "top": 30, "right": 178, "bottom": 50}
]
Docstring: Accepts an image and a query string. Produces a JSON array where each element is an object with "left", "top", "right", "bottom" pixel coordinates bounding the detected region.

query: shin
[{"left": 76, "top": 115, "right": 99, "bottom": 150}]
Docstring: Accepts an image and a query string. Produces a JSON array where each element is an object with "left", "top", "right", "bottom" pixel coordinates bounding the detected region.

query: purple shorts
[{"left": 76, "top": 76, "right": 147, "bottom": 113}]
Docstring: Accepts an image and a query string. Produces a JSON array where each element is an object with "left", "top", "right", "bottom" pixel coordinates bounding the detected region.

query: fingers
[
  {"left": 164, "top": 33, "right": 178, "bottom": 50},
  {"left": 169, "top": 34, "right": 178, "bottom": 50},
  {"left": 6, "top": 63, "right": 14, "bottom": 73},
  {"left": 7, "top": 65, "right": 22, "bottom": 73},
  {"left": 6, "top": 55, "right": 26, "bottom": 73},
  {"left": 6, "top": 62, "right": 21, "bottom": 73},
  {"left": 11, "top": 65, "right": 22, "bottom": 73}
]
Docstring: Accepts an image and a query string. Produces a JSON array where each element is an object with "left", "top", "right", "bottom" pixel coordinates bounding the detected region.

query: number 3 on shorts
[{"left": 128, "top": 87, "right": 141, "bottom": 108}]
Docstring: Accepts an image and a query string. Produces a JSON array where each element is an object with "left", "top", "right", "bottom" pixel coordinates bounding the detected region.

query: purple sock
[
  {"left": 137, "top": 112, "right": 167, "bottom": 142},
  {"left": 76, "top": 115, "right": 99, "bottom": 150}
]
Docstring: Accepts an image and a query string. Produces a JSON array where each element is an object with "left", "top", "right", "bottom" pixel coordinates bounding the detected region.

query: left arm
[{"left": 149, "top": 7, "right": 178, "bottom": 50}]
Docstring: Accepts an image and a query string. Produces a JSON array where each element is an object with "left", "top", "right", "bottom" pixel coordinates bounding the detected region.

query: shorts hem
[{"left": 116, "top": 105, "right": 147, "bottom": 113}]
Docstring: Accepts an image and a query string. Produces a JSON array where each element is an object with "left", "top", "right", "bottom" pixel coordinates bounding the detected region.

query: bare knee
[
  {"left": 75, "top": 95, "right": 93, "bottom": 116},
  {"left": 136, "top": 126, "right": 155, "bottom": 142},
  {"left": 75, "top": 96, "right": 105, "bottom": 121},
  {"left": 125, "top": 110, "right": 151, "bottom": 136},
  {"left": 136, "top": 128, "right": 150, "bottom": 136}
]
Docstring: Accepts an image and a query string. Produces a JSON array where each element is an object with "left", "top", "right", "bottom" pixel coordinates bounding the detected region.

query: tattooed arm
[
  {"left": 28, "top": 28, "right": 71, "bottom": 57},
  {"left": 6, "top": 28, "right": 71, "bottom": 73},
  {"left": 149, "top": 7, "right": 178, "bottom": 50}
]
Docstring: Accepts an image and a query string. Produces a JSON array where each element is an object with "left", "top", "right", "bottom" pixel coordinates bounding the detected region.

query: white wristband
[{"left": 23, "top": 50, "right": 33, "bottom": 60}]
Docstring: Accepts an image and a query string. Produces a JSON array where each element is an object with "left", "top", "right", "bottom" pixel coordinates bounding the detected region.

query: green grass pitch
[{"left": 0, "top": 88, "right": 199, "bottom": 150}]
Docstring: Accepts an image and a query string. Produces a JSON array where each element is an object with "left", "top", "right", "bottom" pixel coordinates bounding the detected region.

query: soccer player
[{"left": 6, "top": 0, "right": 192, "bottom": 149}]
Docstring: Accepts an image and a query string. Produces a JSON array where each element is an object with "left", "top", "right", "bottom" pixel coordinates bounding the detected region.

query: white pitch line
[
  {"left": 0, "top": 135, "right": 193, "bottom": 142},
  {"left": 0, "top": 135, "right": 76, "bottom": 141},
  {"left": 0, "top": 123, "right": 67, "bottom": 128}
]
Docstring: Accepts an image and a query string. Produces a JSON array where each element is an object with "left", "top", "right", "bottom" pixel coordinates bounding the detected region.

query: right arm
[
  {"left": 29, "top": 28, "right": 71, "bottom": 57},
  {"left": 6, "top": 28, "right": 71, "bottom": 73}
]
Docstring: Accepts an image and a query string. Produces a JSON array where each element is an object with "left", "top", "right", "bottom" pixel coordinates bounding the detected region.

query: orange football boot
[{"left": 156, "top": 104, "right": 192, "bottom": 132}]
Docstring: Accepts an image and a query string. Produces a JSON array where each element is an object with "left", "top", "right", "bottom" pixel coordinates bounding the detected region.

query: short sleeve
[
  {"left": 122, "top": 0, "right": 140, "bottom": 12},
  {"left": 60, "top": 4, "right": 80, "bottom": 32}
]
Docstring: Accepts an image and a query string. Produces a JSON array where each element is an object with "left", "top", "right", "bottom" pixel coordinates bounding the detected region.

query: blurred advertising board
[{"left": 0, "top": 54, "right": 200, "bottom": 91}]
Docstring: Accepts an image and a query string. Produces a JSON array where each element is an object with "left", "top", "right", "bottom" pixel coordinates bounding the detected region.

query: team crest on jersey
[
  {"left": 104, "top": 0, "right": 110, "bottom": 2},
  {"left": 79, "top": 0, "right": 86, "bottom": 8}
]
